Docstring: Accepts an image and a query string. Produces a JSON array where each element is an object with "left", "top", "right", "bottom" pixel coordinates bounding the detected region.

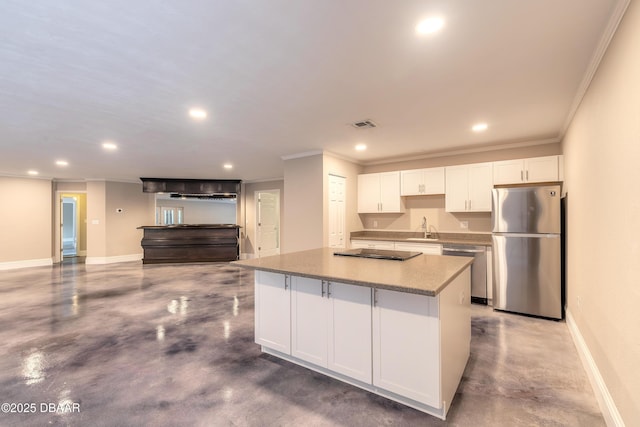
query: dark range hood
[{"left": 140, "top": 178, "right": 241, "bottom": 198}]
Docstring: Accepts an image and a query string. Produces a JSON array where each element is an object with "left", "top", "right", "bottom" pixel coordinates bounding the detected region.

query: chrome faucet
[{"left": 421, "top": 216, "right": 430, "bottom": 238}]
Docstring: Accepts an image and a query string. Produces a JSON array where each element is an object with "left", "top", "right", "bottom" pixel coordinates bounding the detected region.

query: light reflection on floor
[{"left": 0, "top": 261, "right": 604, "bottom": 426}]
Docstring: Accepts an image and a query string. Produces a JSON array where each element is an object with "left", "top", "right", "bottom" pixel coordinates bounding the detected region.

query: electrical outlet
[
  {"left": 373, "top": 220, "right": 378, "bottom": 228},
  {"left": 460, "top": 221, "right": 469, "bottom": 229}
]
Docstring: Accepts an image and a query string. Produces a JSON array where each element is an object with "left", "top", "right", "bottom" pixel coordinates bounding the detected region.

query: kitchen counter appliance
[
  {"left": 442, "top": 244, "right": 487, "bottom": 305},
  {"left": 492, "top": 183, "right": 562, "bottom": 319},
  {"left": 333, "top": 248, "right": 421, "bottom": 261}
]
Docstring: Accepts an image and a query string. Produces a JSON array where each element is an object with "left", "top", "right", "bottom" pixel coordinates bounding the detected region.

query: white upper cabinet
[
  {"left": 400, "top": 167, "right": 445, "bottom": 196},
  {"left": 358, "top": 172, "right": 403, "bottom": 213},
  {"left": 445, "top": 162, "right": 493, "bottom": 212},
  {"left": 493, "top": 155, "right": 560, "bottom": 185}
]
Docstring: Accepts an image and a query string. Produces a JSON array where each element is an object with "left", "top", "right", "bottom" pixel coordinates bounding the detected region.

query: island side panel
[{"left": 439, "top": 266, "right": 471, "bottom": 413}]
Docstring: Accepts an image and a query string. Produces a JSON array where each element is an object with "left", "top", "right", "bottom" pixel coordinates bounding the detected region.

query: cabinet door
[
  {"left": 255, "top": 271, "right": 291, "bottom": 354},
  {"left": 291, "top": 277, "right": 328, "bottom": 367},
  {"left": 379, "top": 172, "right": 402, "bottom": 212},
  {"left": 350, "top": 240, "right": 395, "bottom": 250},
  {"left": 394, "top": 242, "right": 442, "bottom": 255},
  {"left": 400, "top": 169, "right": 424, "bottom": 196},
  {"left": 423, "top": 167, "right": 445, "bottom": 194},
  {"left": 357, "top": 174, "right": 381, "bottom": 213},
  {"left": 372, "top": 289, "right": 441, "bottom": 407},
  {"left": 327, "top": 282, "right": 372, "bottom": 383},
  {"left": 445, "top": 166, "right": 469, "bottom": 212},
  {"left": 493, "top": 159, "right": 524, "bottom": 185},
  {"left": 468, "top": 162, "right": 493, "bottom": 212},
  {"left": 525, "top": 156, "right": 558, "bottom": 183}
]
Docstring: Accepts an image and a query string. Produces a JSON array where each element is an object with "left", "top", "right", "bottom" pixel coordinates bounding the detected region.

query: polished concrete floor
[{"left": 0, "top": 262, "right": 604, "bottom": 426}]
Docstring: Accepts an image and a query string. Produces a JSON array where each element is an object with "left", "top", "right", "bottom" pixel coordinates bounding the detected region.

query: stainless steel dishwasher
[{"left": 442, "top": 244, "right": 487, "bottom": 305}]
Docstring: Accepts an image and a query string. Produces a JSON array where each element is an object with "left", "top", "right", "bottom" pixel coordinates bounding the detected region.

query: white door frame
[
  {"left": 54, "top": 191, "right": 87, "bottom": 263},
  {"left": 255, "top": 189, "right": 280, "bottom": 258},
  {"left": 328, "top": 174, "right": 346, "bottom": 248}
]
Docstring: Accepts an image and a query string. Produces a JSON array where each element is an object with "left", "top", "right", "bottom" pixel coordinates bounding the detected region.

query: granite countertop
[
  {"left": 350, "top": 231, "right": 492, "bottom": 246},
  {"left": 232, "top": 247, "right": 472, "bottom": 297}
]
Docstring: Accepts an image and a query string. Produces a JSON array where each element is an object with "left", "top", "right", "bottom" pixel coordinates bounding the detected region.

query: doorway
[
  {"left": 62, "top": 197, "right": 77, "bottom": 256},
  {"left": 57, "top": 193, "right": 87, "bottom": 263},
  {"left": 255, "top": 190, "right": 280, "bottom": 257}
]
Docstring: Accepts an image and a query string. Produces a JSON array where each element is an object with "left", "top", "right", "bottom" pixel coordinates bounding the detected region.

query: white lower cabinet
[
  {"left": 254, "top": 271, "right": 291, "bottom": 354},
  {"left": 327, "top": 281, "right": 372, "bottom": 382},
  {"left": 372, "top": 288, "right": 441, "bottom": 408},
  {"left": 394, "top": 242, "right": 442, "bottom": 255},
  {"left": 350, "top": 239, "right": 395, "bottom": 250},
  {"left": 291, "top": 277, "right": 372, "bottom": 383}
]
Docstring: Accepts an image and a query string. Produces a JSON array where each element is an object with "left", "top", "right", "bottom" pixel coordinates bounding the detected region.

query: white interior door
[
  {"left": 328, "top": 175, "right": 346, "bottom": 248},
  {"left": 256, "top": 190, "right": 280, "bottom": 257}
]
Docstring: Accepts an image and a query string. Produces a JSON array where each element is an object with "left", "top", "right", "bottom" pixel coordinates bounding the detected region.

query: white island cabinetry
[
  {"left": 291, "top": 277, "right": 372, "bottom": 383},
  {"left": 237, "top": 248, "right": 471, "bottom": 420},
  {"left": 254, "top": 271, "right": 291, "bottom": 354},
  {"left": 373, "top": 288, "right": 440, "bottom": 407}
]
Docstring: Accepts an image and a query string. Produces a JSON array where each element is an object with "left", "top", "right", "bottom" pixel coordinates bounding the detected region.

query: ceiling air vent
[{"left": 352, "top": 119, "right": 377, "bottom": 129}]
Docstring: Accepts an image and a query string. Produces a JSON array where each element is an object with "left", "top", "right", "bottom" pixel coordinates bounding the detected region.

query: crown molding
[{"left": 560, "top": 0, "right": 631, "bottom": 138}]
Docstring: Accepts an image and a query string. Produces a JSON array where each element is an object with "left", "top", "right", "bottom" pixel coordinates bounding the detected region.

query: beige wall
[
  {"left": 0, "top": 177, "right": 52, "bottom": 263},
  {"left": 243, "top": 180, "right": 285, "bottom": 256},
  {"left": 562, "top": 1, "right": 640, "bottom": 424},
  {"left": 323, "top": 154, "right": 364, "bottom": 246},
  {"left": 104, "top": 181, "right": 153, "bottom": 257},
  {"left": 86, "top": 181, "right": 107, "bottom": 257},
  {"left": 283, "top": 154, "right": 324, "bottom": 253},
  {"left": 85, "top": 181, "right": 153, "bottom": 259}
]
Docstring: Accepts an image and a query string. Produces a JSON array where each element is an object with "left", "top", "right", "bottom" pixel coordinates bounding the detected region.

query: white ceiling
[{"left": 0, "top": 0, "right": 626, "bottom": 182}]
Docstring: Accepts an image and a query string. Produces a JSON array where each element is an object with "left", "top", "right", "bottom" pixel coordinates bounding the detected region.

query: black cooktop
[{"left": 333, "top": 248, "right": 421, "bottom": 261}]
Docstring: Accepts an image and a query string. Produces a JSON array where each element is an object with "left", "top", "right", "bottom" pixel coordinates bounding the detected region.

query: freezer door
[
  {"left": 492, "top": 185, "right": 561, "bottom": 234},
  {"left": 492, "top": 234, "right": 562, "bottom": 319}
]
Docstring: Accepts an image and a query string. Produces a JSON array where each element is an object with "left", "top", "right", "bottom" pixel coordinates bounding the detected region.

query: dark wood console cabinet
[{"left": 138, "top": 224, "right": 240, "bottom": 264}]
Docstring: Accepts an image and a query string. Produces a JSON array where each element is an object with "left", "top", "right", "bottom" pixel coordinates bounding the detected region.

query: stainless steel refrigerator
[{"left": 492, "top": 183, "right": 562, "bottom": 319}]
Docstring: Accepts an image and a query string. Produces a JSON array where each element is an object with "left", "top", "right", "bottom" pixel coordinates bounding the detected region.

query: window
[{"left": 156, "top": 207, "right": 184, "bottom": 225}]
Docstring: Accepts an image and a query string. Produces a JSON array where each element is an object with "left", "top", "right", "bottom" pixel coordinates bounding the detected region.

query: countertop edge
[{"left": 231, "top": 256, "right": 472, "bottom": 297}]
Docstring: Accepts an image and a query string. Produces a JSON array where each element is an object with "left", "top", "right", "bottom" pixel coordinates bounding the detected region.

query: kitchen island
[
  {"left": 232, "top": 248, "right": 472, "bottom": 420},
  {"left": 137, "top": 224, "right": 240, "bottom": 264}
]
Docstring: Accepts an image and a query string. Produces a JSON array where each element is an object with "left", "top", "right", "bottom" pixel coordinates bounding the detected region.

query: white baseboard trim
[
  {"left": 240, "top": 253, "right": 255, "bottom": 260},
  {"left": 85, "top": 253, "right": 142, "bottom": 265},
  {"left": 566, "top": 309, "right": 625, "bottom": 427},
  {"left": 0, "top": 258, "right": 53, "bottom": 270}
]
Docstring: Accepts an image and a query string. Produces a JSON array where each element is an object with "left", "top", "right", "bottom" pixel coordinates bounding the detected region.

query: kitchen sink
[{"left": 406, "top": 237, "right": 439, "bottom": 242}]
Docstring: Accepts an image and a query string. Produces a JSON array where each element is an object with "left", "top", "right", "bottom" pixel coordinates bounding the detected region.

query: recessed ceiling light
[
  {"left": 56, "top": 160, "right": 68, "bottom": 166},
  {"left": 189, "top": 108, "right": 207, "bottom": 120},
  {"left": 223, "top": 163, "right": 233, "bottom": 169},
  {"left": 355, "top": 144, "right": 367, "bottom": 151},
  {"left": 416, "top": 17, "right": 445, "bottom": 35},
  {"left": 472, "top": 123, "right": 489, "bottom": 132},
  {"left": 102, "top": 141, "right": 118, "bottom": 150},
  {"left": 27, "top": 170, "right": 39, "bottom": 176}
]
